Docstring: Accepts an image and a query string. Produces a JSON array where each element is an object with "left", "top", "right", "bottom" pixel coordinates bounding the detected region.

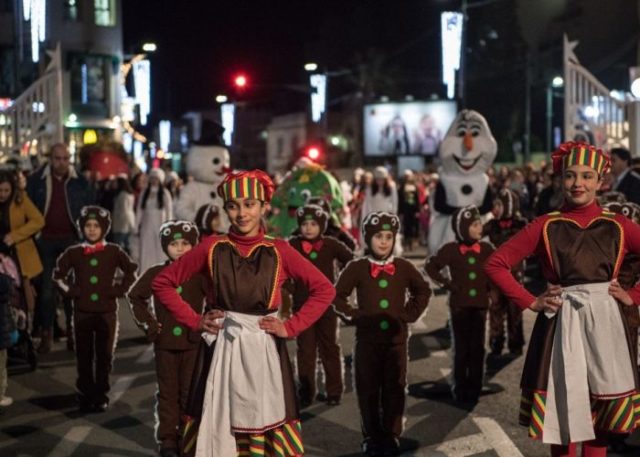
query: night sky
[
  {"left": 123, "top": 0, "right": 640, "bottom": 156},
  {"left": 122, "top": 0, "right": 445, "bottom": 116}
]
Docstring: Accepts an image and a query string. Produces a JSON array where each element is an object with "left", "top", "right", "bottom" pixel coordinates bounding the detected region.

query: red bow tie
[
  {"left": 498, "top": 219, "right": 513, "bottom": 229},
  {"left": 301, "top": 240, "right": 323, "bottom": 255},
  {"left": 370, "top": 262, "right": 396, "bottom": 278},
  {"left": 84, "top": 242, "right": 105, "bottom": 255},
  {"left": 459, "top": 243, "right": 481, "bottom": 255}
]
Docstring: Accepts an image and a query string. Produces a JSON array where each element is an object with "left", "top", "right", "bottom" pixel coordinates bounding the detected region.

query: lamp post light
[
  {"left": 304, "top": 62, "right": 318, "bottom": 72},
  {"left": 215, "top": 94, "right": 228, "bottom": 103},
  {"left": 546, "top": 75, "right": 563, "bottom": 153}
]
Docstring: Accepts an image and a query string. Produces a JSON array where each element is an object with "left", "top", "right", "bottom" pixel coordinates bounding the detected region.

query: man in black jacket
[
  {"left": 611, "top": 147, "right": 640, "bottom": 204},
  {"left": 26, "top": 144, "right": 95, "bottom": 353}
]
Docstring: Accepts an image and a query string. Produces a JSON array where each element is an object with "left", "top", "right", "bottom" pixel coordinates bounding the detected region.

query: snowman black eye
[
  {"left": 470, "top": 126, "right": 481, "bottom": 137},
  {"left": 456, "top": 127, "right": 466, "bottom": 137},
  {"left": 212, "top": 158, "right": 220, "bottom": 165}
]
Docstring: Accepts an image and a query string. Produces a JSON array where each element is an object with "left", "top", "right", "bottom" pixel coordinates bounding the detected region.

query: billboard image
[{"left": 363, "top": 101, "right": 457, "bottom": 157}]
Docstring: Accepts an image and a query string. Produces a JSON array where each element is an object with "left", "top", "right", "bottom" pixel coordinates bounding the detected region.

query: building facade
[{"left": 0, "top": 0, "right": 123, "bottom": 157}]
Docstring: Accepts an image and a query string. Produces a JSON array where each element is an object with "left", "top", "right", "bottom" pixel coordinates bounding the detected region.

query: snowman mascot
[
  {"left": 428, "top": 109, "right": 497, "bottom": 255},
  {"left": 175, "top": 122, "right": 231, "bottom": 230}
]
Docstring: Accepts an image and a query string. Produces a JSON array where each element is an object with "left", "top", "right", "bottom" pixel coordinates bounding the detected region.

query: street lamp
[
  {"left": 215, "top": 94, "right": 228, "bottom": 103},
  {"left": 546, "top": 75, "right": 564, "bottom": 153},
  {"left": 630, "top": 67, "right": 640, "bottom": 98},
  {"left": 304, "top": 62, "right": 318, "bottom": 72},
  {"left": 142, "top": 42, "right": 157, "bottom": 53}
]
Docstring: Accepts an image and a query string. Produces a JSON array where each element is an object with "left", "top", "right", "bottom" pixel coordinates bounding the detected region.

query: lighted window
[
  {"left": 94, "top": 0, "right": 115, "bottom": 26},
  {"left": 64, "top": 0, "right": 78, "bottom": 21}
]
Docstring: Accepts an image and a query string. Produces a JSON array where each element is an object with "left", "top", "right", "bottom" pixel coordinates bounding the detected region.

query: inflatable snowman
[
  {"left": 428, "top": 109, "right": 497, "bottom": 255},
  {"left": 174, "top": 122, "right": 231, "bottom": 229}
]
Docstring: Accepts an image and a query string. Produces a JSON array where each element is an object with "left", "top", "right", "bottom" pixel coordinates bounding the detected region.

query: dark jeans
[{"left": 35, "top": 236, "right": 76, "bottom": 330}]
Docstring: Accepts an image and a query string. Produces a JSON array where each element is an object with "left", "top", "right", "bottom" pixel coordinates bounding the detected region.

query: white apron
[
  {"left": 196, "top": 312, "right": 286, "bottom": 456},
  {"left": 542, "top": 282, "right": 636, "bottom": 444}
]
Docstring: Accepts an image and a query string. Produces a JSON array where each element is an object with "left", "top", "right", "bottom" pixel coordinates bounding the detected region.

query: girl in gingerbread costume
[
  {"left": 484, "top": 142, "right": 640, "bottom": 457},
  {"left": 152, "top": 170, "right": 335, "bottom": 457}
]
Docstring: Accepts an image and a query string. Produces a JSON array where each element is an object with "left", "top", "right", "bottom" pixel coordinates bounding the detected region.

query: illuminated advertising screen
[{"left": 363, "top": 101, "right": 457, "bottom": 157}]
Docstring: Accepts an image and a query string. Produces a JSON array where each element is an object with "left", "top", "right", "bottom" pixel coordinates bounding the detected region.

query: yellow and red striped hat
[
  {"left": 551, "top": 141, "right": 610, "bottom": 175},
  {"left": 217, "top": 170, "right": 275, "bottom": 202}
]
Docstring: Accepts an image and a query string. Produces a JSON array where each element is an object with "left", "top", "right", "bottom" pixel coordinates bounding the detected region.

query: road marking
[
  {"left": 434, "top": 432, "right": 492, "bottom": 456},
  {"left": 136, "top": 344, "right": 154, "bottom": 364},
  {"left": 473, "top": 416, "right": 524, "bottom": 457},
  {"left": 110, "top": 374, "right": 136, "bottom": 403},
  {"left": 47, "top": 425, "right": 92, "bottom": 457},
  {"left": 431, "top": 349, "right": 448, "bottom": 358}
]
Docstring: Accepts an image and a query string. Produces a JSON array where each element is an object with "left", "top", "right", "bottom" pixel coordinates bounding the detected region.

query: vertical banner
[
  {"left": 441, "top": 11, "right": 463, "bottom": 100},
  {"left": 310, "top": 74, "right": 327, "bottom": 123},
  {"left": 221, "top": 103, "right": 235, "bottom": 146}
]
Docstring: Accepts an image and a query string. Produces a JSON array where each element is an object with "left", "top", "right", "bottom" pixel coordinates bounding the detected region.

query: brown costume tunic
[
  {"left": 128, "top": 262, "right": 207, "bottom": 449},
  {"left": 334, "top": 257, "right": 431, "bottom": 440},
  {"left": 519, "top": 213, "right": 640, "bottom": 435},
  {"left": 53, "top": 243, "right": 137, "bottom": 405},
  {"left": 425, "top": 241, "right": 495, "bottom": 400},
  {"left": 288, "top": 235, "right": 353, "bottom": 401},
  {"left": 483, "top": 218, "right": 528, "bottom": 354}
]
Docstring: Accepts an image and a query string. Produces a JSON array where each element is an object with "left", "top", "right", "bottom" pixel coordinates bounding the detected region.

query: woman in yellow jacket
[{"left": 0, "top": 170, "right": 44, "bottom": 306}]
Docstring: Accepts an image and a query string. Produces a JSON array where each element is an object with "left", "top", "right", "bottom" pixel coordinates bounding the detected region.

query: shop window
[
  {"left": 94, "top": 0, "right": 115, "bottom": 26},
  {"left": 64, "top": 0, "right": 79, "bottom": 21},
  {"left": 70, "top": 54, "right": 108, "bottom": 117}
]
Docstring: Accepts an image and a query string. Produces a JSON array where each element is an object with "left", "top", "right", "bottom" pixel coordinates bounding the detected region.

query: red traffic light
[
  {"left": 306, "top": 146, "right": 321, "bottom": 160},
  {"left": 234, "top": 74, "right": 248, "bottom": 88}
]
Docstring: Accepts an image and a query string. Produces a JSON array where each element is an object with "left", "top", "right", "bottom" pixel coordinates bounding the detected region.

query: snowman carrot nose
[{"left": 463, "top": 131, "right": 474, "bottom": 151}]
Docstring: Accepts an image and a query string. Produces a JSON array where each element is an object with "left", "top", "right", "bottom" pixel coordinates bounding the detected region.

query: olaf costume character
[
  {"left": 428, "top": 110, "right": 497, "bottom": 255},
  {"left": 174, "top": 122, "right": 231, "bottom": 230}
]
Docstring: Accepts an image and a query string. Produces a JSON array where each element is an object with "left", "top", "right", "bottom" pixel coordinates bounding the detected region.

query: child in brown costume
[
  {"left": 334, "top": 211, "right": 431, "bottom": 456},
  {"left": 128, "top": 220, "right": 206, "bottom": 457},
  {"left": 483, "top": 188, "right": 527, "bottom": 356},
  {"left": 604, "top": 201, "right": 640, "bottom": 374},
  {"left": 194, "top": 203, "right": 223, "bottom": 241},
  {"left": 425, "top": 205, "right": 495, "bottom": 404},
  {"left": 53, "top": 205, "right": 137, "bottom": 412},
  {"left": 288, "top": 203, "right": 353, "bottom": 407}
]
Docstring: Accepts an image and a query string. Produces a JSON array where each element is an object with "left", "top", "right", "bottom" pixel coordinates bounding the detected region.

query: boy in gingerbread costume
[
  {"left": 288, "top": 203, "right": 353, "bottom": 407},
  {"left": 53, "top": 205, "right": 137, "bottom": 412},
  {"left": 333, "top": 211, "right": 431, "bottom": 456},
  {"left": 483, "top": 188, "right": 527, "bottom": 356},
  {"left": 128, "top": 220, "right": 206, "bottom": 457},
  {"left": 485, "top": 142, "right": 640, "bottom": 457},
  {"left": 425, "top": 205, "right": 495, "bottom": 404},
  {"left": 152, "top": 170, "right": 335, "bottom": 457}
]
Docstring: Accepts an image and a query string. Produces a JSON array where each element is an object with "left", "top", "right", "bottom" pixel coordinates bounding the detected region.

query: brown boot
[{"left": 37, "top": 329, "right": 53, "bottom": 354}]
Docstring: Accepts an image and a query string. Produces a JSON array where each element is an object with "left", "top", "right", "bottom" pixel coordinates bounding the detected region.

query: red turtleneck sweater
[
  {"left": 484, "top": 201, "right": 640, "bottom": 309},
  {"left": 152, "top": 229, "right": 336, "bottom": 337}
]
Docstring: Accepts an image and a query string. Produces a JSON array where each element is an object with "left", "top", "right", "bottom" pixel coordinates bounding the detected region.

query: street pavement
[{"left": 2, "top": 253, "right": 640, "bottom": 456}]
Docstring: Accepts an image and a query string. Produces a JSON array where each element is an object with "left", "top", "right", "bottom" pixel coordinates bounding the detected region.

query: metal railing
[
  {"left": 563, "top": 35, "right": 629, "bottom": 149},
  {"left": 0, "top": 45, "right": 64, "bottom": 158}
]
